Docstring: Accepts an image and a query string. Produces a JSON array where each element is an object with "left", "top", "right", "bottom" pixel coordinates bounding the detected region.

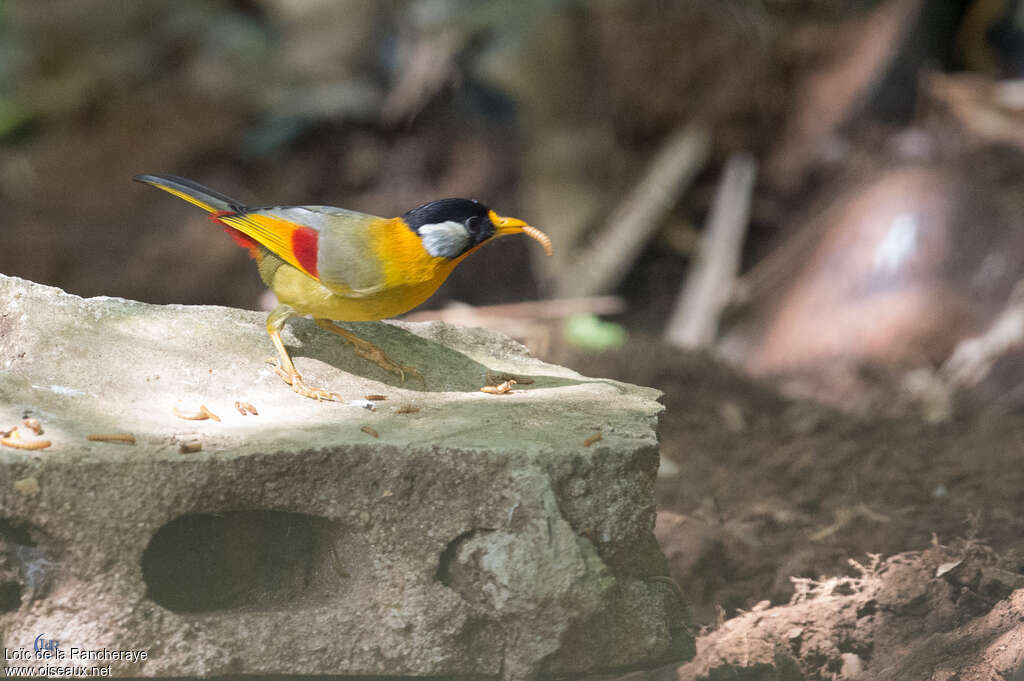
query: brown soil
[{"left": 562, "top": 338, "right": 1024, "bottom": 681}]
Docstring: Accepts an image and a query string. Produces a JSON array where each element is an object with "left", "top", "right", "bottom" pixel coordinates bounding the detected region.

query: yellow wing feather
[
  {"left": 219, "top": 213, "right": 319, "bottom": 278},
  {"left": 218, "top": 214, "right": 293, "bottom": 261}
]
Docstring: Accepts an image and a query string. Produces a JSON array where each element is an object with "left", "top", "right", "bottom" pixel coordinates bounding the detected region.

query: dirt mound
[{"left": 663, "top": 541, "right": 1024, "bottom": 680}]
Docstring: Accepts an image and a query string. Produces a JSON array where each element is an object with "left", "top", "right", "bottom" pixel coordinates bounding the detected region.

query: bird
[{"left": 134, "top": 174, "right": 552, "bottom": 401}]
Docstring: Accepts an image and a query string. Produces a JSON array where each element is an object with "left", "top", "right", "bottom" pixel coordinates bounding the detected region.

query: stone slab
[{"left": 0, "top": 274, "right": 692, "bottom": 679}]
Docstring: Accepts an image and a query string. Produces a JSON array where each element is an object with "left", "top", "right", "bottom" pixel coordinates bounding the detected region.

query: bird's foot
[
  {"left": 313, "top": 319, "right": 425, "bottom": 386},
  {"left": 266, "top": 359, "right": 342, "bottom": 401},
  {"left": 348, "top": 339, "right": 423, "bottom": 385}
]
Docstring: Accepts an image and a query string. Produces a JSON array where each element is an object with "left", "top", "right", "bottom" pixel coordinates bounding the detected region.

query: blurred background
[
  {"left": 5, "top": 0, "right": 1024, "bottom": 645},
  {"left": 5, "top": 0, "right": 1024, "bottom": 409}
]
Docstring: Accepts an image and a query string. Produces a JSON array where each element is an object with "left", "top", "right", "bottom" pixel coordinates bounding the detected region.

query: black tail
[{"left": 133, "top": 174, "right": 247, "bottom": 213}]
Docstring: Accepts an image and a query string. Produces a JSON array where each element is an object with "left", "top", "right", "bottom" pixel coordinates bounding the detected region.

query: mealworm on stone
[
  {"left": 179, "top": 440, "right": 202, "bottom": 454},
  {"left": 173, "top": 405, "right": 220, "bottom": 422},
  {"left": 87, "top": 433, "right": 136, "bottom": 445},
  {"left": 365, "top": 395, "right": 387, "bottom": 401},
  {"left": 173, "top": 407, "right": 202, "bottom": 420},
  {"left": 360, "top": 426, "right": 379, "bottom": 438},
  {"left": 583, "top": 432, "right": 603, "bottom": 447},
  {"left": 1, "top": 437, "right": 51, "bottom": 451},
  {"left": 480, "top": 379, "right": 516, "bottom": 395},
  {"left": 234, "top": 401, "right": 258, "bottom": 416}
]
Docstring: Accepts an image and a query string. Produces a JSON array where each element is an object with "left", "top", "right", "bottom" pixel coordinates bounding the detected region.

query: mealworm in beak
[{"left": 522, "top": 225, "right": 553, "bottom": 256}]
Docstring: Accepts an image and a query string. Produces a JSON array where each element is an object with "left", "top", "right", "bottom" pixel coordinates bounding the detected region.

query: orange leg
[
  {"left": 265, "top": 305, "right": 341, "bottom": 401},
  {"left": 314, "top": 319, "right": 422, "bottom": 384}
]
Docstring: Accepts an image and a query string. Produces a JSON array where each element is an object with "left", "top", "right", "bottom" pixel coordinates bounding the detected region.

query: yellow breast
[{"left": 268, "top": 218, "right": 470, "bottom": 322}]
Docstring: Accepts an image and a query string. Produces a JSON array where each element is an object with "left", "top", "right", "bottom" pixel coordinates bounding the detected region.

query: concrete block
[{"left": 0, "top": 274, "right": 692, "bottom": 679}]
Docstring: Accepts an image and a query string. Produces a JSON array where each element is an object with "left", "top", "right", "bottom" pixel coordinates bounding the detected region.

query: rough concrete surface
[{"left": 0, "top": 274, "right": 692, "bottom": 680}]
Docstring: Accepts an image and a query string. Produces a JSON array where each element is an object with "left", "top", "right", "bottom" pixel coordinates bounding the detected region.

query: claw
[
  {"left": 349, "top": 341, "right": 421, "bottom": 383},
  {"left": 315, "top": 319, "right": 425, "bottom": 386},
  {"left": 266, "top": 358, "right": 341, "bottom": 401}
]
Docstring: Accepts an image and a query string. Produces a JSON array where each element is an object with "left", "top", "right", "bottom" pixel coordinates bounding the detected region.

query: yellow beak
[{"left": 489, "top": 211, "right": 553, "bottom": 256}]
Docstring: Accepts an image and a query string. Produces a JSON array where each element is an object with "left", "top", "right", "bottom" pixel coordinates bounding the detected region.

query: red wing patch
[
  {"left": 291, "top": 226, "right": 319, "bottom": 278},
  {"left": 213, "top": 212, "right": 320, "bottom": 279},
  {"left": 210, "top": 212, "right": 262, "bottom": 260}
]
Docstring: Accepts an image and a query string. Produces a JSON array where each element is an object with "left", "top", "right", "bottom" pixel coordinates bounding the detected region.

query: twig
[
  {"left": 555, "top": 122, "right": 712, "bottom": 299},
  {"left": 927, "top": 72, "right": 1024, "bottom": 150},
  {"left": 943, "top": 279, "right": 1024, "bottom": 387},
  {"left": 664, "top": 152, "right": 757, "bottom": 349}
]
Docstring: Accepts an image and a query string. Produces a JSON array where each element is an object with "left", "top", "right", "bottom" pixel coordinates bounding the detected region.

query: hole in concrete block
[
  {"left": 142, "top": 510, "right": 339, "bottom": 613},
  {"left": 0, "top": 519, "right": 33, "bottom": 546},
  {"left": 436, "top": 530, "right": 472, "bottom": 587},
  {"left": 0, "top": 518, "right": 60, "bottom": 609},
  {"left": 435, "top": 529, "right": 489, "bottom": 588},
  {"left": 435, "top": 528, "right": 502, "bottom": 612},
  {"left": 0, "top": 582, "right": 20, "bottom": 611}
]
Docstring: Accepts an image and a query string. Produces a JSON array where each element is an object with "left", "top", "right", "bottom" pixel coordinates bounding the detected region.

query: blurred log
[
  {"left": 664, "top": 152, "right": 757, "bottom": 350},
  {"left": 554, "top": 122, "right": 711, "bottom": 299},
  {"left": 943, "top": 279, "right": 1024, "bottom": 388},
  {"left": 927, "top": 72, "right": 1024, "bottom": 150}
]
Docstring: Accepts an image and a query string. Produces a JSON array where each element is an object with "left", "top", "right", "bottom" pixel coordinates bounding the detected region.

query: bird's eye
[{"left": 465, "top": 215, "right": 484, "bottom": 235}]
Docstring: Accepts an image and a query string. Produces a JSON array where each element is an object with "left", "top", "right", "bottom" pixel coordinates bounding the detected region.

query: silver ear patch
[{"left": 419, "top": 221, "right": 471, "bottom": 258}]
